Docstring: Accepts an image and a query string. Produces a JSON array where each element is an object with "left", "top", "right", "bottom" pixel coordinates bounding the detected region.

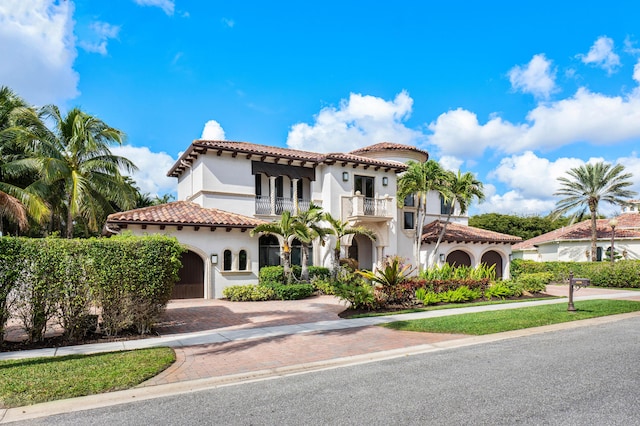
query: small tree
[
  {"left": 293, "top": 204, "right": 332, "bottom": 282},
  {"left": 323, "top": 213, "right": 376, "bottom": 279},
  {"left": 250, "top": 211, "right": 309, "bottom": 284},
  {"left": 396, "top": 160, "right": 448, "bottom": 272}
]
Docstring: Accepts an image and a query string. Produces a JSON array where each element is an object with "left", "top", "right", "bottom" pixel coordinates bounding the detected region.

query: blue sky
[{"left": 2, "top": 0, "right": 640, "bottom": 216}]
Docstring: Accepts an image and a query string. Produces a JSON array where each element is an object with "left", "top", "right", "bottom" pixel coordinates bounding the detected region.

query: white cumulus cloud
[
  {"left": 428, "top": 88, "right": 640, "bottom": 159},
  {"left": 201, "top": 120, "right": 226, "bottom": 140},
  {"left": 78, "top": 21, "right": 120, "bottom": 55},
  {"left": 287, "top": 91, "right": 425, "bottom": 153},
  {"left": 133, "top": 0, "right": 175, "bottom": 16},
  {"left": 579, "top": 36, "right": 621, "bottom": 74},
  {"left": 112, "top": 145, "right": 177, "bottom": 197},
  {"left": 0, "top": 0, "right": 79, "bottom": 105},
  {"left": 508, "top": 54, "right": 557, "bottom": 99}
]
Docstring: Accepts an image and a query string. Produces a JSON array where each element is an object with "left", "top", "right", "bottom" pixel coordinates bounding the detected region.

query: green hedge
[
  {"left": 258, "top": 265, "right": 331, "bottom": 284},
  {"left": 511, "top": 259, "right": 640, "bottom": 288},
  {"left": 0, "top": 235, "right": 183, "bottom": 344}
]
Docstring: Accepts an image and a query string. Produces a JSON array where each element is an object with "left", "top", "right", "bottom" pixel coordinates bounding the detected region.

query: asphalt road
[{"left": 16, "top": 317, "right": 640, "bottom": 425}]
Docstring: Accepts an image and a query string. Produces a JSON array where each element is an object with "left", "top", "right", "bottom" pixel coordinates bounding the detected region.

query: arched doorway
[
  {"left": 347, "top": 235, "right": 374, "bottom": 270},
  {"left": 173, "top": 250, "right": 204, "bottom": 299},
  {"left": 446, "top": 250, "right": 471, "bottom": 267},
  {"left": 481, "top": 250, "right": 503, "bottom": 279}
]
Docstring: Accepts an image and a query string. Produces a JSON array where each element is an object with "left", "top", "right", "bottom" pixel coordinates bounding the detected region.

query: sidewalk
[{"left": 2, "top": 286, "right": 639, "bottom": 423}]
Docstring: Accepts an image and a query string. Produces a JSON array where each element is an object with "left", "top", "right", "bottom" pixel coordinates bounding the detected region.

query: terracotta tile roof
[
  {"left": 513, "top": 213, "right": 640, "bottom": 251},
  {"left": 106, "top": 201, "right": 265, "bottom": 229},
  {"left": 349, "top": 142, "right": 429, "bottom": 159},
  {"left": 324, "top": 152, "right": 407, "bottom": 169},
  {"left": 421, "top": 221, "right": 522, "bottom": 244},
  {"left": 168, "top": 140, "right": 409, "bottom": 177}
]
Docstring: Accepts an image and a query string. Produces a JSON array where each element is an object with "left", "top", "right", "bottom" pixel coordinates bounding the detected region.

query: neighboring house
[
  {"left": 512, "top": 200, "right": 640, "bottom": 262},
  {"left": 106, "top": 140, "right": 521, "bottom": 298}
]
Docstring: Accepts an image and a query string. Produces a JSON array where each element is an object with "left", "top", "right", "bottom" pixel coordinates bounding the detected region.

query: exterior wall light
[
  {"left": 382, "top": 176, "right": 388, "bottom": 186},
  {"left": 439, "top": 253, "right": 445, "bottom": 262},
  {"left": 211, "top": 254, "right": 218, "bottom": 264},
  {"left": 342, "top": 171, "right": 349, "bottom": 182}
]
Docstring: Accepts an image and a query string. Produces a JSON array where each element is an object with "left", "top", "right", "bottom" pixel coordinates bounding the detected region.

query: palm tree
[
  {"left": 431, "top": 170, "right": 485, "bottom": 265},
  {"left": 396, "top": 160, "right": 449, "bottom": 272},
  {"left": 250, "top": 210, "right": 310, "bottom": 283},
  {"left": 323, "top": 213, "right": 376, "bottom": 279},
  {"left": 31, "top": 106, "right": 138, "bottom": 238},
  {"left": 293, "top": 204, "right": 332, "bottom": 281},
  {"left": 0, "top": 86, "right": 49, "bottom": 234},
  {"left": 553, "top": 162, "right": 636, "bottom": 261}
]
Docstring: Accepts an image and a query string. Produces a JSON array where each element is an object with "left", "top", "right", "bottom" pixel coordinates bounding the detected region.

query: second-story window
[
  {"left": 404, "top": 194, "right": 415, "bottom": 207},
  {"left": 404, "top": 211, "right": 415, "bottom": 230},
  {"left": 255, "top": 174, "right": 262, "bottom": 196},
  {"left": 440, "top": 195, "right": 454, "bottom": 215}
]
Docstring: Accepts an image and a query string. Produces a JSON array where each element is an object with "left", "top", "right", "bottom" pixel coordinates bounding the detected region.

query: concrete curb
[{"left": 2, "top": 311, "right": 638, "bottom": 424}]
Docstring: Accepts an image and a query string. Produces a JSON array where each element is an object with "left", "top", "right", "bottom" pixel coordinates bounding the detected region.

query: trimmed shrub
[
  {"left": 223, "top": 285, "right": 275, "bottom": 301},
  {"left": 268, "top": 283, "right": 315, "bottom": 300},
  {"left": 0, "top": 238, "right": 21, "bottom": 343},
  {"left": 311, "top": 277, "right": 335, "bottom": 295},
  {"left": 259, "top": 266, "right": 285, "bottom": 284},
  {"left": 517, "top": 272, "right": 553, "bottom": 293},
  {"left": 510, "top": 259, "right": 640, "bottom": 288},
  {"left": 308, "top": 266, "right": 330, "bottom": 280}
]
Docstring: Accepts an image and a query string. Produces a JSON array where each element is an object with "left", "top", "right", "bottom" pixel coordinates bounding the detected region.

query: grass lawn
[
  {"left": 383, "top": 299, "right": 640, "bottom": 335},
  {"left": 0, "top": 347, "right": 175, "bottom": 409}
]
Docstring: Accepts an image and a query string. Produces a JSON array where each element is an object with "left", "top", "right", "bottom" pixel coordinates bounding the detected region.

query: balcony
[
  {"left": 255, "top": 195, "right": 312, "bottom": 215},
  {"left": 342, "top": 194, "right": 393, "bottom": 222}
]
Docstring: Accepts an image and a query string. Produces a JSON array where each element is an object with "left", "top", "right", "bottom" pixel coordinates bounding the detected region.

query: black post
[{"left": 568, "top": 271, "right": 576, "bottom": 312}]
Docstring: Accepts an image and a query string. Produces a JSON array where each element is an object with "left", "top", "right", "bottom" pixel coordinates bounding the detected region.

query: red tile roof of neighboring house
[
  {"left": 421, "top": 221, "right": 522, "bottom": 244},
  {"left": 167, "top": 140, "right": 410, "bottom": 177},
  {"left": 349, "top": 142, "right": 429, "bottom": 159},
  {"left": 106, "top": 201, "right": 265, "bottom": 230},
  {"left": 513, "top": 213, "right": 640, "bottom": 251}
]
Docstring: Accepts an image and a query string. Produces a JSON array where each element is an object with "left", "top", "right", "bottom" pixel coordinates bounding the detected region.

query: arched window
[
  {"left": 259, "top": 235, "right": 281, "bottom": 268},
  {"left": 239, "top": 249, "right": 248, "bottom": 270},
  {"left": 223, "top": 249, "right": 232, "bottom": 271}
]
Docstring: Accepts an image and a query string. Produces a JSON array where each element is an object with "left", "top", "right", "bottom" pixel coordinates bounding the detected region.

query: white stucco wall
[{"left": 119, "top": 225, "right": 259, "bottom": 299}]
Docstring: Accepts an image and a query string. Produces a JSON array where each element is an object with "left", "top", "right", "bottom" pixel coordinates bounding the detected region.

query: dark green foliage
[
  {"left": 0, "top": 235, "right": 183, "bottom": 343},
  {"left": 0, "top": 238, "right": 21, "bottom": 342},
  {"left": 469, "top": 213, "right": 570, "bottom": 240},
  {"left": 259, "top": 266, "right": 285, "bottom": 284},
  {"left": 332, "top": 269, "right": 377, "bottom": 310},
  {"left": 511, "top": 259, "right": 640, "bottom": 288},
  {"left": 266, "top": 283, "right": 315, "bottom": 300},
  {"left": 259, "top": 265, "right": 329, "bottom": 284}
]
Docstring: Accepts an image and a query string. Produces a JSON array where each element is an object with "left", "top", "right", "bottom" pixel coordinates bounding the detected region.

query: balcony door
[{"left": 355, "top": 175, "right": 374, "bottom": 215}]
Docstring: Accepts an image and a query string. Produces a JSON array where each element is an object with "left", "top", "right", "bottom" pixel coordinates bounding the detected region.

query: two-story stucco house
[{"left": 106, "top": 140, "right": 521, "bottom": 299}]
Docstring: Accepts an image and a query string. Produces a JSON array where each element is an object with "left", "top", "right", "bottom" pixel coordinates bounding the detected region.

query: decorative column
[
  {"left": 292, "top": 178, "right": 299, "bottom": 213},
  {"left": 269, "top": 176, "right": 276, "bottom": 215}
]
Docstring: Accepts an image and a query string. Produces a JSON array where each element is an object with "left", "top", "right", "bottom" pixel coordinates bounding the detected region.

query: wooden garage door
[{"left": 172, "top": 251, "right": 204, "bottom": 299}]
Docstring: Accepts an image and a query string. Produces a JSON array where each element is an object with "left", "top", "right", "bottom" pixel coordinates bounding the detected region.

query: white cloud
[
  {"left": 437, "top": 155, "right": 464, "bottom": 172},
  {"left": 428, "top": 88, "right": 640, "bottom": 159},
  {"left": 78, "top": 21, "right": 120, "bottom": 55},
  {"left": 633, "top": 59, "right": 640, "bottom": 84},
  {"left": 133, "top": 0, "right": 175, "bottom": 15},
  {"left": 201, "top": 120, "right": 226, "bottom": 140},
  {"left": 112, "top": 146, "right": 177, "bottom": 197},
  {"left": 0, "top": 0, "right": 79, "bottom": 105},
  {"left": 579, "top": 36, "right": 621, "bottom": 74},
  {"left": 508, "top": 54, "right": 557, "bottom": 99},
  {"left": 287, "top": 91, "right": 425, "bottom": 153},
  {"left": 476, "top": 190, "right": 557, "bottom": 216},
  {"left": 221, "top": 18, "right": 235, "bottom": 28},
  {"left": 489, "top": 151, "right": 586, "bottom": 200},
  {"left": 617, "top": 153, "right": 640, "bottom": 197}
]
